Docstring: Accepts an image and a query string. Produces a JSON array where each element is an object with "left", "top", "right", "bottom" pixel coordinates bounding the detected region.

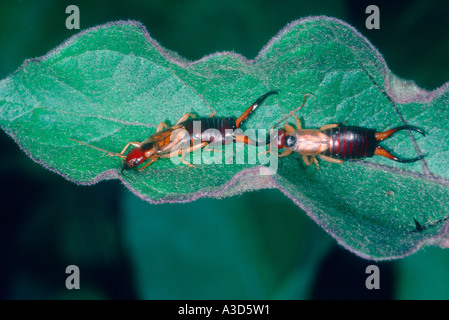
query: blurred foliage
[
  {"left": 1, "top": 0, "right": 449, "bottom": 299},
  {"left": 123, "top": 190, "right": 332, "bottom": 299},
  {"left": 396, "top": 247, "right": 449, "bottom": 299}
]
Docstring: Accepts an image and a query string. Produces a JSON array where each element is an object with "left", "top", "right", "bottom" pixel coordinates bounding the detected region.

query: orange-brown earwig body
[
  {"left": 273, "top": 96, "right": 426, "bottom": 167},
  {"left": 72, "top": 91, "right": 278, "bottom": 173}
]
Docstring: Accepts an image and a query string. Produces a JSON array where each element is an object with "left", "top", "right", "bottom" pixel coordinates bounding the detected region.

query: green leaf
[{"left": 1, "top": 17, "right": 448, "bottom": 260}]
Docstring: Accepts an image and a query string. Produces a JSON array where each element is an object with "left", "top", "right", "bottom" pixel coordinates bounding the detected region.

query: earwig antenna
[
  {"left": 69, "top": 138, "right": 136, "bottom": 178},
  {"left": 120, "top": 164, "right": 134, "bottom": 180},
  {"left": 271, "top": 93, "right": 314, "bottom": 129},
  {"left": 295, "top": 93, "right": 315, "bottom": 113},
  {"left": 68, "top": 138, "right": 111, "bottom": 154},
  {"left": 69, "top": 138, "right": 126, "bottom": 159}
]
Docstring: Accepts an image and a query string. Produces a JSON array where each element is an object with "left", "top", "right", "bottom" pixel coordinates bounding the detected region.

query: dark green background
[{"left": 1, "top": 0, "right": 448, "bottom": 299}]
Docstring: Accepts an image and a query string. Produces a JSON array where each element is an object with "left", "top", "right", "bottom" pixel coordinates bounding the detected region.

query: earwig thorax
[{"left": 284, "top": 135, "right": 297, "bottom": 148}]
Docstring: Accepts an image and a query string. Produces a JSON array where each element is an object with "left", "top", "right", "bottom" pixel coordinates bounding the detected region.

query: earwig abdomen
[
  {"left": 181, "top": 117, "right": 236, "bottom": 144},
  {"left": 323, "top": 126, "right": 377, "bottom": 160}
]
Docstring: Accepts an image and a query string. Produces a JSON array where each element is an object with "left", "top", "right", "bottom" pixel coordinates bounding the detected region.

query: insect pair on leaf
[{"left": 70, "top": 91, "right": 425, "bottom": 173}]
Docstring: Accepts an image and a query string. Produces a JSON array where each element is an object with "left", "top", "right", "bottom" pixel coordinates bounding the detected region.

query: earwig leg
[
  {"left": 119, "top": 141, "right": 142, "bottom": 155},
  {"left": 301, "top": 155, "right": 320, "bottom": 169},
  {"left": 284, "top": 123, "right": 297, "bottom": 133},
  {"left": 258, "top": 149, "right": 270, "bottom": 156},
  {"left": 208, "top": 111, "right": 218, "bottom": 118},
  {"left": 203, "top": 143, "right": 223, "bottom": 153},
  {"left": 259, "top": 142, "right": 285, "bottom": 156},
  {"left": 137, "top": 156, "right": 158, "bottom": 171},
  {"left": 161, "top": 142, "right": 208, "bottom": 158},
  {"left": 320, "top": 123, "right": 339, "bottom": 131},
  {"left": 182, "top": 141, "right": 209, "bottom": 155},
  {"left": 302, "top": 154, "right": 320, "bottom": 170},
  {"left": 179, "top": 141, "right": 210, "bottom": 167},
  {"left": 234, "top": 134, "right": 262, "bottom": 146},
  {"left": 319, "top": 155, "right": 344, "bottom": 164},
  {"left": 175, "top": 113, "right": 196, "bottom": 125},
  {"left": 258, "top": 141, "right": 278, "bottom": 156},
  {"left": 278, "top": 150, "right": 293, "bottom": 158},
  {"left": 310, "top": 156, "right": 319, "bottom": 169},
  {"left": 302, "top": 155, "right": 311, "bottom": 166},
  {"left": 289, "top": 111, "right": 302, "bottom": 130},
  {"left": 156, "top": 122, "right": 170, "bottom": 133},
  {"left": 234, "top": 134, "right": 250, "bottom": 145},
  {"left": 107, "top": 141, "right": 142, "bottom": 159},
  {"left": 180, "top": 151, "right": 196, "bottom": 168},
  {"left": 302, "top": 155, "right": 319, "bottom": 169}
]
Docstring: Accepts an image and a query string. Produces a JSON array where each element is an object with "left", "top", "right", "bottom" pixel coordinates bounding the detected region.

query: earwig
[
  {"left": 178, "top": 90, "right": 278, "bottom": 149},
  {"left": 71, "top": 91, "right": 277, "bottom": 172},
  {"left": 272, "top": 95, "right": 425, "bottom": 167}
]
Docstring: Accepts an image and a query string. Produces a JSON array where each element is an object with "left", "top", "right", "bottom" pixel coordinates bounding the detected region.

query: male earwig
[
  {"left": 71, "top": 91, "right": 277, "bottom": 172},
  {"left": 179, "top": 90, "right": 278, "bottom": 148},
  {"left": 272, "top": 95, "right": 425, "bottom": 167}
]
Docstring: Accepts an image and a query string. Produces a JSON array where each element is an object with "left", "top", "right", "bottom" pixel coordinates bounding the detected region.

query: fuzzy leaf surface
[{"left": 1, "top": 17, "right": 448, "bottom": 259}]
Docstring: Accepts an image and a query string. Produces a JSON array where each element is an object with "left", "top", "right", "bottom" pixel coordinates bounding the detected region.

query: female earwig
[
  {"left": 71, "top": 91, "right": 277, "bottom": 172},
  {"left": 272, "top": 95, "right": 425, "bottom": 167}
]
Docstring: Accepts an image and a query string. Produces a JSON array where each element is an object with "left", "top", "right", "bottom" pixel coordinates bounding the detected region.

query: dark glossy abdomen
[
  {"left": 323, "top": 126, "right": 376, "bottom": 160},
  {"left": 181, "top": 117, "right": 236, "bottom": 144}
]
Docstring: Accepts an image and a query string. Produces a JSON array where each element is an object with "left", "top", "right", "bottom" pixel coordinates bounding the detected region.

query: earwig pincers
[{"left": 272, "top": 95, "right": 426, "bottom": 167}]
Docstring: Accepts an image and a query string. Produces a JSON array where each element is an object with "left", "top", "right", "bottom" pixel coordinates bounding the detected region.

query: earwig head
[
  {"left": 273, "top": 129, "right": 297, "bottom": 150},
  {"left": 277, "top": 129, "right": 286, "bottom": 149},
  {"left": 122, "top": 147, "right": 146, "bottom": 171}
]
